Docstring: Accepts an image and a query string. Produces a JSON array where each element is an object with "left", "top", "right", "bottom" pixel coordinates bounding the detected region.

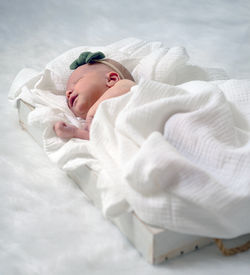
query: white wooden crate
[{"left": 18, "top": 99, "right": 214, "bottom": 264}]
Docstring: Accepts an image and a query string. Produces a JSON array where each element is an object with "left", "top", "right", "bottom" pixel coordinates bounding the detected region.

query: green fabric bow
[{"left": 70, "top": 51, "right": 106, "bottom": 70}]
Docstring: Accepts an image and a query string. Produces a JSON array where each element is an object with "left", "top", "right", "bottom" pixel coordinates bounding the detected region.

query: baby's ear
[{"left": 105, "top": 72, "right": 120, "bottom": 87}]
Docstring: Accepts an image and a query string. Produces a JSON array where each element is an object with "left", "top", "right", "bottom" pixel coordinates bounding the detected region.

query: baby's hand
[{"left": 53, "top": 121, "right": 77, "bottom": 139}]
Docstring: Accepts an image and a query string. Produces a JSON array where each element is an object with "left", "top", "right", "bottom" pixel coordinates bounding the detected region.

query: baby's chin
[{"left": 71, "top": 106, "right": 88, "bottom": 120}]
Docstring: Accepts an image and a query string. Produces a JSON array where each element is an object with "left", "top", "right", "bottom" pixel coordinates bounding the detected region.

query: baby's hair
[
  {"left": 70, "top": 51, "right": 134, "bottom": 81},
  {"left": 101, "top": 59, "right": 134, "bottom": 81},
  {"left": 66, "top": 59, "right": 134, "bottom": 91}
]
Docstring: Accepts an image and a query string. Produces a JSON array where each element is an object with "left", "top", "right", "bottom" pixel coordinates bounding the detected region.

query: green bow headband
[{"left": 70, "top": 51, "right": 105, "bottom": 70}]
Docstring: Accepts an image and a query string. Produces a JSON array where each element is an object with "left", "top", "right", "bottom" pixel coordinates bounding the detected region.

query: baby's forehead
[{"left": 67, "top": 66, "right": 87, "bottom": 90}]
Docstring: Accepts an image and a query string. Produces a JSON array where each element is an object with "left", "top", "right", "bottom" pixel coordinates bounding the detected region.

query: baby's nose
[{"left": 66, "top": 89, "right": 73, "bottom": 98}]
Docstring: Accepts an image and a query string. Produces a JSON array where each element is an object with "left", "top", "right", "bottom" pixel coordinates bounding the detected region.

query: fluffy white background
[{"left": 1, "top": 0, "right": 250, "bottom": 274}]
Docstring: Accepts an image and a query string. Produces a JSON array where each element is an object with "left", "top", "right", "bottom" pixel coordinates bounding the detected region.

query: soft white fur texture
[{"left": 1, "top": 0, "right": 250, "bottom": 274}]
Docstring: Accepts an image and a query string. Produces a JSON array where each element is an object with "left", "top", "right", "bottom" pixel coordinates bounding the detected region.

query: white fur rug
[{"left": 1, "top": 0, "right": 250, "bottom": 274}]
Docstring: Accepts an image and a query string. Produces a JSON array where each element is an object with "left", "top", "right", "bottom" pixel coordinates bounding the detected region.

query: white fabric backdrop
[{"left": 1, "top": 0, "right": 250, "bottom": 274}]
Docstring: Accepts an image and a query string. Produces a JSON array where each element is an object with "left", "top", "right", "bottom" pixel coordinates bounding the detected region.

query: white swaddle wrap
[{"left": 9, "top": 38, "right": 250, "bottom": 239}]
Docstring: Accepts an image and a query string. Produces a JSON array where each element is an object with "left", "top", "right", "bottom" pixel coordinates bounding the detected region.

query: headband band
[
  {"left": 70, "top": 51, "right": 125, "bottom": 79},
  {"left": 96, "top": 60, "right": 125, "bottom": 79}
]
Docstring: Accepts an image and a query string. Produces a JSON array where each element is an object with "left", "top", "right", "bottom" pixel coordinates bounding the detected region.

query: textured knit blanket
[{"left": 89, "top": 77, "right": 250, "bottom": 238}]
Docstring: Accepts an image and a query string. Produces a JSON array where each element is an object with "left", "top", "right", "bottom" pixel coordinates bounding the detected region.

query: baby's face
[{"left": 66, "top": 65, "right": 108, "bottom": 119}]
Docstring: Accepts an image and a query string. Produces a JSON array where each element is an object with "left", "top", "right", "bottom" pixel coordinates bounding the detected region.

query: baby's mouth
[{"left": 69, "top": 94, "right": 78, "bottom": 108}]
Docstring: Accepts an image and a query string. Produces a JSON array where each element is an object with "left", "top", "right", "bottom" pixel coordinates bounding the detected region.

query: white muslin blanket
[{"left": 9, "top": 38, "right": 250, "bottom": 238}]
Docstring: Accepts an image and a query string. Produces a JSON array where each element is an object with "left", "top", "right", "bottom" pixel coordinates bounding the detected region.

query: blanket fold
[{"left": 90, "top": 78, "right": 250, "bottom": 238}]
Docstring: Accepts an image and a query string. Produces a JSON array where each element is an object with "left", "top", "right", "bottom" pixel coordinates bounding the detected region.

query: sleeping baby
[{"left": 53, "top": 51, "right": 136, "bottom": 140}]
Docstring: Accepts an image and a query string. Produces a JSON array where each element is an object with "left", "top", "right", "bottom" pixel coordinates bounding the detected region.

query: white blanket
[
  {"left": 90, "top": 78, "right": 250, "bottom": 238},
  {"left": 9, "top": 38, "right": 250, "bottom": 238}
]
